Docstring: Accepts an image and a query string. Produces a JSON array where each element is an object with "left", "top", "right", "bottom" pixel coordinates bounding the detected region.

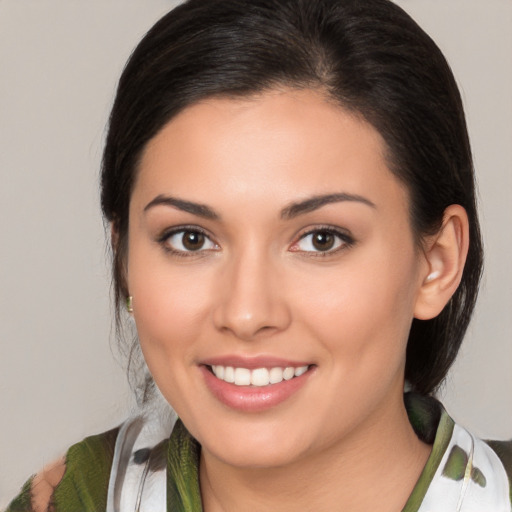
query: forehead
[{"left": 134, "top": 89, "right": 408, "bottom": 217}]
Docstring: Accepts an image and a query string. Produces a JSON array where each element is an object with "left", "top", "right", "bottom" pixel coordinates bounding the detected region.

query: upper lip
[{"left": 201, "top": 355, "right": 313, "bottom": 369}]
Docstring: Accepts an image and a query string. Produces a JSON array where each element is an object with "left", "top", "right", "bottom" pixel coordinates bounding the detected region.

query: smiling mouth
[{"left": 208, "top": 365, "right": 311, "bottom": 387}]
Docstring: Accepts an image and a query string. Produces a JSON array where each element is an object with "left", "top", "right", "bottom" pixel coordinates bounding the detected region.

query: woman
[{"left": 6, "top": 0, "right": 511, "bottom": 511}]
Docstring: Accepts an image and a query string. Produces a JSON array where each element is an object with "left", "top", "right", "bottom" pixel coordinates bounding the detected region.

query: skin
[
  {"left": 125, "top": 88, "right": 465, "bottom": 511},
  {"left": 31, "top": 457, "right": 66, "bottom": 512}
]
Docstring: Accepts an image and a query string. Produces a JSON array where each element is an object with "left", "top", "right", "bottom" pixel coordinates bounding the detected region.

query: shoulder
[
  {"left": 441, "top": 424, "right": 512, "bottom": 508},
  {"left": 404, "top": 393, "right": 512, "bottom": 509},
  {"left": 5, "top": 427, "right": 119, "bottom": 512},
  {"left": 6, "top": 402, "right": 177, "bottom": 512},
  {"left": 486, "top": 439, "right": 512, "bottom": 469},
  {"left": 53, "top": 426, "right": 119, "bottom": 510},
  {"left": 59, "top": 426, "right": 119, "bottom": 484},
  {"left": 486, "top": 439, "right": 512, "bottom": 491}
]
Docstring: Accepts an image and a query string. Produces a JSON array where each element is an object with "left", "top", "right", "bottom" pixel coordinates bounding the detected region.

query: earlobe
[{"left": 414, "top": 204, "right": 470, "bottom": 320}]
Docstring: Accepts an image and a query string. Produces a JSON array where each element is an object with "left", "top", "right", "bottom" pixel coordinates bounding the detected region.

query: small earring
[
  {"left": 425, "top": 270, "right": 441, "bottom": 283},
  {"left": 126, "top": 296, "right": 133, "bottom": 313}
]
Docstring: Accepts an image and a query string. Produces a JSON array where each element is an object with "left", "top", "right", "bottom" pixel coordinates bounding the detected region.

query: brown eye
[
  {"left": 164, "top": 229, "right": 217, "bottom": 253},
  {"left": 312, "top": 231, "right": 335, "bottom": 251},
  {"left": 182, "top": 231, "right": 205, "bottom": 251},
  {"left": 292, "top": 228, "right": 353, "bottom": 254}
]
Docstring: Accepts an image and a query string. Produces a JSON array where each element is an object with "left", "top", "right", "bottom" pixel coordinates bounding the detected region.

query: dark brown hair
[{"left": 101, "top": 0, "right": 483, "bottom": 396}]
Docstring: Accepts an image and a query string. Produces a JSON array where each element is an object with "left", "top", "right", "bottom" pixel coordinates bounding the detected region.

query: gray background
[{"left": 1, "top": 0, "right": 511, "bottom": 506}]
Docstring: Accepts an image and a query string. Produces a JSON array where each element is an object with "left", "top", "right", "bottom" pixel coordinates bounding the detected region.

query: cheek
[
  {"left": 127, "top": 245, "right": 214, "bottom": 366},
  {"left": 129, "top": 265, "right": 218, "bottom": 413},
  {"left": 293, "top": 250, "right": 418, "bottom": 373}
]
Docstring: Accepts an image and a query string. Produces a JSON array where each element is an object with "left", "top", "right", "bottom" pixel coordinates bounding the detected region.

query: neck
[{"left": 200, "top": 394, "right": 431, "bottom": 512}]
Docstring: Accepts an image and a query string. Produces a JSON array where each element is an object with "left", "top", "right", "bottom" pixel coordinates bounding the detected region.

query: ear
[{"left": 414, "top": 204, "right": 470, "bottom": 320}]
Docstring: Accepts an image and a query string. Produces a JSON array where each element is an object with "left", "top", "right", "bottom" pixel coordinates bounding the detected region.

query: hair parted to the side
[{"left": 101, "top": 0, "right": 483, "bottom": 397}]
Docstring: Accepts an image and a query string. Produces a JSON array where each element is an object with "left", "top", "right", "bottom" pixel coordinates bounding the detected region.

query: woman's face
[{"left": 127, "top": 89, "right": 428, "bottom": 468}]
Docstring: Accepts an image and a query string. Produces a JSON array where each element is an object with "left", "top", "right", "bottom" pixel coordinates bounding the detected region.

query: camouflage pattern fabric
[{"left": 5, "top": 394, "right": 512, "bottom": 511}]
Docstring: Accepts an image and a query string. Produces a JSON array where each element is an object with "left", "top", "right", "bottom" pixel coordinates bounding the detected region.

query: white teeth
[
  {"left": 234, "top": 367, "right": 251, "bottom": 386},
  {"left": 211, "top": 364, "right": 309, "bottom": 386},
  {"left": 294, "top": 366, "right": 308, "bottom": 377},
  {"left": 251, "top": 368, "right": 270, "bottom": 387},
  {"left": 283, "top": 367, "right": 295, "bottom": 380},
  {"left": 224, "top": 366, "right": 235, "bottom": 383},
  {"left": 213, "top": 365, "right": 224, "bottom": 380},
  {"left": 269, "top": 367, "right": 284, "bottom": 384}
]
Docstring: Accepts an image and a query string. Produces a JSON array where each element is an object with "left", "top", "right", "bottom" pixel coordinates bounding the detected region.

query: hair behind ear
[{"left": 406, "top": 203, "right": 479, "bottom": 395}]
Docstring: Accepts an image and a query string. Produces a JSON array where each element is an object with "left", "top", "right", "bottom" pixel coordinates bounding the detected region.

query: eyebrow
[
  {"left": 144, "top": 192, "right": 375, "bottom": 221},
  {"left": 144, "top": 194, "right": 220, "bottom": 220},
  {"left": 280, "top": 193, "right": 376, "bottom": 219}
]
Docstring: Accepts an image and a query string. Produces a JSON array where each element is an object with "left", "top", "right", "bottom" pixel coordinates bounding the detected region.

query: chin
[
  {"left": 206, "top": 439, "right": 308, "bottom": 470},
  {"left": 192, "top": 415, "right": 316, "bottom": 469}
]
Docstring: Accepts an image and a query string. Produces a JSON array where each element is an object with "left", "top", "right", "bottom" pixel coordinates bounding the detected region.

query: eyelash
[
  {"left": 290, "top": 226, "right": 355, "bottom": 257},
  {"left": 157, "top": 225, "right": 355, "bottom": 257},
  {"left": 157, "top": 226, "right": 218, "bottom": 257}
]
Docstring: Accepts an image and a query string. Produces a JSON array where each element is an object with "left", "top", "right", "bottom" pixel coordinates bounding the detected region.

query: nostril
[{"left": 211, "top": 276, "right": 292, "bottom": 340}]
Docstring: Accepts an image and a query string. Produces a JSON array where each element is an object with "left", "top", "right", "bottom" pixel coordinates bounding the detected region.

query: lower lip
[{"left": 200, "top": 365, "right": 314, "bottom": 412}]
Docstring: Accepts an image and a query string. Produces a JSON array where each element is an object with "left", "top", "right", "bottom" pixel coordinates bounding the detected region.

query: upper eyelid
[
  {"left": 155, "top": 224, "right": 354, "bottom": 250},
  {"left": 157, "top": 224, "right": 213, "bottom": 241},
  {"left": 157, "top": 226, "right": 220, "bottom": 255},
  {"left": 295, "top": 225, "right": 353, "bottom": 240},
  {"left": 290, "top": 226, "right": 355, "bottom": 252}
]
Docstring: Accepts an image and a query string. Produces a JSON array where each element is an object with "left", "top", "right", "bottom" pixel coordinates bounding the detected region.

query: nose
[{"left": 212, "top": 249, "right": 291, "bottom": 341}]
